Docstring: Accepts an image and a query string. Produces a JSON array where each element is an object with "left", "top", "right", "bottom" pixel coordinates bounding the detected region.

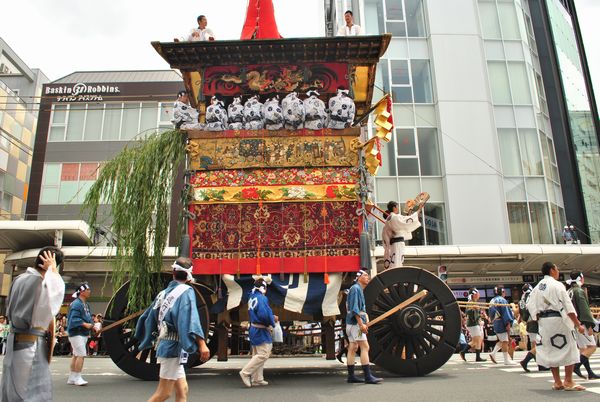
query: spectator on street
[{"left": 67, "top": 283, "right": 93, "bottom": 385}]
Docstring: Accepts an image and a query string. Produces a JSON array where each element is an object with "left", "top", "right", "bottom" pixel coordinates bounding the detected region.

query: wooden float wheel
[
  {"left": 364, "top": 267, "right": 461, "bottom": 376},
  {"left": 103, "top": 274, "right": 217, "bottom": 380}
]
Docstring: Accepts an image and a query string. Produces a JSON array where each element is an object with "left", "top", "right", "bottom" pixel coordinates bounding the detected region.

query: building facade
[
  {"left": 327, "top": 0, "right": 600, "bottom": 246},
  {"left": 26, "top": 70, "right": 182, "bottom": 222},
  {"left": 0, "top": 38, "right": 49, "bottom": 221}
]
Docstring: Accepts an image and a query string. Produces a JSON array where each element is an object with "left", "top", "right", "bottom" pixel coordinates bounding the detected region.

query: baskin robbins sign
[{"left": 45, "top": 82, "right": 121, "bottom": 102}]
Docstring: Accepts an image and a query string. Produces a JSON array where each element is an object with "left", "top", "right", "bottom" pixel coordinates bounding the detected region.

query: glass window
[
  {"left": 0, "top": 149, "right": 8, "bottom": 171},
  {"left": 396, "top": 128, "right": 416, "bottom": 155},
  {"left": 103, "top": 103, "right": 122, "bottom": 140},
  {"left": 390, "top": 60, "right": 410, "bottom": 85},
  {"left": 159, "top": 103, "right": 173, "bottom": 123},
  {"left": 405, "top": 0, "right": 426, "bottom": 37},
  {"left": 411, "top": 60, "right": 433, "bottom": 103},
  {"left": 498, "top": 128, "right": 522, "bottom": 175},
  {"left": 519, "top": 129, "right": 543, "bottom": 175},
  {"left": 364, "top": 0, "right": 385, "bottom": 35},
  {"left": 40, "top": 187, "right": 59, "bottom": 204},
  {"left": 386, "top": 21, "right": 406, "bottom": 37},
  {"left": 77, "top": 181, "right": 94, "bottom": 203},
  {"left": 1, "top": 193, "right": 11, "bottom": 211},
  {"left": 122, "top": 104, "right": 141, "bottom": 140},
  {"left": 43, "top": 163, "right": 61, "bottom": 185},
  {"left": 375, "top": 60, "right": 390, "bottom": 99},
  {"left": 498, "top": 2, "right": 521, "bottom": 40},
  {"left": 418, "top": 128, "right": 441, "bottom": 175},
  {"left": 49, "top": 126, "right": 65, "bottom": 141},
  {"left": 397, "top": 158, "right": 419, "bottom": 176},
  {"left": 507, "top": 202, "right": 532, "bottom": 243},
  {"left": 392, "top": 86, "right": 413, "bottom": 103},
  {"left": 529, "top": 202, "right": 552, "bottom": 244},
  {"left": 386, "top": 0, "right": 404, "bottom": 19},
  {"left": 488, "top": 62, "right": 511, "bottom": 104},
  {"left": 79, "top": 163, "right": 99, "bottom": 180},
  {"left": 65, "top": 104, "right": 85, "bottom": 141},
  {"left": 508, "top": 63, "right": 532, "bottom": 104},
  {"left": 58, "top": 182, "right": 78, "bottom": 204},
  {"left": 61, "top": 163, "right": 79, "bottom": 181},
  {"left": 479, "top": 2, "right": 501, "bottom": 39},
  {"left": 51, "top": 105, "right": 67, "bottom": 124},
  {"left": 504, "top": 178, "right": 526, "bottom": 201},
  {"left": 377, "top": 136, "right": 396, "bottom": 176},
  {"left": 139, "top": 102, "right": 158, "bottom": 133},
  {"left": 423, "top": 203, "right": 447, "bottom": 245},
  {"left": 84, "top": 105, "right": 103, "bottom": 141}
]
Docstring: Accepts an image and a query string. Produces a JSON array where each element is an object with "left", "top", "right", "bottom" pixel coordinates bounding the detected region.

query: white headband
[
  {"left": 338, "top": 89, "right": 350, "bottom": 95},
  {"left": 72, "top": 283, "right": 90, "bottom": 299},
  {"left": 467, "top": 288, "right": 478, "bottom": 301},
  {"left": 566, "top": 273, "right": 583, "bottom": 287},
  {"left": 252, "top": 282, "right": 267, "bottom": 294},
  {"left": 172, "top": 262, "right": 194, "bottom": 282},
  {"left": 307, "top": 90, "right": 320, "bottom": 97}
]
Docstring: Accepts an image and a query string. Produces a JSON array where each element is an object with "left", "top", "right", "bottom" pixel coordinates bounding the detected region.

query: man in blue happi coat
[
  {"left": 136, "top": 257, "right": 210, "bottom": 402},
  {"left": 67, "top": 282, "right": 93, "bottom": 386},
  {"left": 488, "top": 285, "right": 517, "bottom": 365},
  {"left": 345, "top": 270, "right": 382, "bottom": 384},
  {"left": 239, "top": 278, "right": 278, "bottom": 387}
]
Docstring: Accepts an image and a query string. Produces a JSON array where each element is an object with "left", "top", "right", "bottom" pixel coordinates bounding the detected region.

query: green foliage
[{"left": 81, "top": 129, "right": 185, "bottom": 312}]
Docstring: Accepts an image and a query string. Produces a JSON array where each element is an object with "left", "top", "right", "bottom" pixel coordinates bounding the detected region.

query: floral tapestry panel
[
  {"left": 190, "top": 167, "right": 359, "bottom": 188},
  {"left": 192, "top": 184, "right": 357, "bottom": 203}
]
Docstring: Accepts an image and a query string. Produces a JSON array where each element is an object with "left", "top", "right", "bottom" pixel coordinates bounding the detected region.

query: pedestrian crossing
[{"left": 450, "top": 350, "right": 600, "bottom": 395}]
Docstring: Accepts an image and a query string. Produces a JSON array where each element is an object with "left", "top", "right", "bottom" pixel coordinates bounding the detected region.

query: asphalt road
[{"left": 1, "top": 351, "right": 599, "bottom": 401}]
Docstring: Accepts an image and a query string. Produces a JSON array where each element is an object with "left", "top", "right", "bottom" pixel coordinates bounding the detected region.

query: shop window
[
  {"left": 397, "top": 157, "right": 419, "bottom": 176},
  {"left": 507, "top": 202, "right": 532, "bottom": 243},
  {"left": 411, "top": 60, "right": 433, "bottom": 103},
  {"left": 396, "top": 128, "right": 416, "bottom": 155},
  {"left": 498, "top": 128, "right": 522, "bottom": 175},
  {"left": 405, "top": 0, "right": 427, "bottom": 37},
  {"left": 386, "top": 0, "right": 404, "bottom": 20},
  {"left": 84, "top": 106, "right": 103, "bottom": 141},
  {"left": 417, "top": 128, "right": 441, "bottom": 176},
  {"left": 519, "top": 128, "right": 543, "bottom": 175}
]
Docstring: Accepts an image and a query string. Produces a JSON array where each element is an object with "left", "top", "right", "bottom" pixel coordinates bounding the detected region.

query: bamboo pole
[{"left": 368, "top": 290, "right": 428, "bottom": 327}]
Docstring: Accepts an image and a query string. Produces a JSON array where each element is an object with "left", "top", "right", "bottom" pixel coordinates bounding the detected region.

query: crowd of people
[{"left": 457, "top": 264, "right": 599, "bottom": 392}]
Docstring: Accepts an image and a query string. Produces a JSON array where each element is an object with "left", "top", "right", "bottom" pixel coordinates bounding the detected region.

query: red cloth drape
[{"left": 240, "top": 0, "right": 283, "bottom": 39}]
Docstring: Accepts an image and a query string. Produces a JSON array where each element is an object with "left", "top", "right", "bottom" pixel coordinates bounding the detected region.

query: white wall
[{"left": 427, "top": 0, "right": 510, "bottom": 243}]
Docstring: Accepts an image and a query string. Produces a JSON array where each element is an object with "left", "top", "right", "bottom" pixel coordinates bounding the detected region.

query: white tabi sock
[{"left": 502, "top": 352, "right": 511, "bottom": 363}]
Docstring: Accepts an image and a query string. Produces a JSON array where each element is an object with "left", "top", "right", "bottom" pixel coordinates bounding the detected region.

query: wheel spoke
[
  {"left": 378, "top": 290, "right": 396, "bottom": 310},
  {"left": 412, "top": 337, "right": 425, "bottom": 358},
  {"left": 416, "top": 336, "right": 433, "bottom": 354},
  {"left": 139, "top": 348, "right": 150, "bottom": 363},
  {"left": 426, "top": 318, "right": 445, "bottom": 326},
  {"left": 425, "top": 309, "right": 445, "bottom": 318},
  {"left": 426, "top": 325, "right": 444, "bottom": 338},
  {"left": 422, "top": 299, "right": 441, "bottom": 312},
  {"left": 422, "top": 330, "right": 440, "bottom": 348}
]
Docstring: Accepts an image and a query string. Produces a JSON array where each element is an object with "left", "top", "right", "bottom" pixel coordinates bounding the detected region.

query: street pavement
[{"left": 1, "top": 350, "right": 599, "bottom": 401}]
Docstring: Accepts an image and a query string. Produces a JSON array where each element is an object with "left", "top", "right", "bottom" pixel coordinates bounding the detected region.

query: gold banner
[
  {"left": 192, "top": 184, "right": 357, "bottom": 204},
  {"left": 187, "top": 136, "right": 359, "bottom": 170}
]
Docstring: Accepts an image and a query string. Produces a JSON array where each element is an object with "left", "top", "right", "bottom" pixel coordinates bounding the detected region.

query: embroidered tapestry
[
  {"left": 187, "top": 135, "right": 359, "bottom": 170},
  {"left": 190, "top": 201, "right": 360, "bottom": 274},
  {"left": 202, "top": 63, "right": 349, "bottom": 96}
]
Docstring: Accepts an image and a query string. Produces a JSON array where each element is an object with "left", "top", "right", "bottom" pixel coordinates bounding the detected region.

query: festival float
[{"left": 89, "top": 1, "right": 460, "bottom": 380}]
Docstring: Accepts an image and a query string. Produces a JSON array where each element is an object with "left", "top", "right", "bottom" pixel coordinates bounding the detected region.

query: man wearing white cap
[
  {"left": 345, "top": 270, "right": 382, "bottom": 384},
  {"left": 66, "top": 282, "right": 93, "bottom": 386},
  {"left": 136, "top": 257, "right": 210, "bottom": 402}
]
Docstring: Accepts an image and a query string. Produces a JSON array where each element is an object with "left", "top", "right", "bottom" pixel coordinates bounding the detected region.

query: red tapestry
[
  {"left": 190, "top": 201, "right": 360, "bottom": 274},
  {"left": 202, "top": 63, "right": 349, "bottom": 96}
]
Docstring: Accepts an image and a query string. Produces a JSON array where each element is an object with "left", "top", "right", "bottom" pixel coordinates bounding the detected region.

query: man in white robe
[
  {"left": 527, "top": 261, "right": 586, "bottom": 391},
  {"left": 382, "top": 201, "right": 421, "bottom": 269},
  {"left": 337, "top": 10, "right": 361, "bottom": 36},
  {"left": 172, "top": 91, "right": 204, "bottom": 130},
  {"left": 1, "top": 247, "right": 66, "bottom": 401}
]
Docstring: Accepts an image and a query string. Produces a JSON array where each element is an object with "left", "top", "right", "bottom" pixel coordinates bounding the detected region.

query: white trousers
[{"left": 241, "top": 343, "right": 272, "bottom": 382}]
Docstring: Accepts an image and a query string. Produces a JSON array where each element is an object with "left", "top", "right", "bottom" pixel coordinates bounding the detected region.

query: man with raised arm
[{"left": 1, "top": 247, "right": 65, "bottom": 402}]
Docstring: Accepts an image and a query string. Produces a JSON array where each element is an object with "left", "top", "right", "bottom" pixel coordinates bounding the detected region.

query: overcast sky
[{"left": 0, "top": 0, "right": 598, "bottom": 98}]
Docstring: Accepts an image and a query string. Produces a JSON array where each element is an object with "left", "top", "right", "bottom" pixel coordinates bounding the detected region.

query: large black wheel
[
  {"left": 364, "top": 266, "right": 460, "bottom": 376},
  {"left": 103, "top": 274, "right": 217, "bottom": 380}
]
